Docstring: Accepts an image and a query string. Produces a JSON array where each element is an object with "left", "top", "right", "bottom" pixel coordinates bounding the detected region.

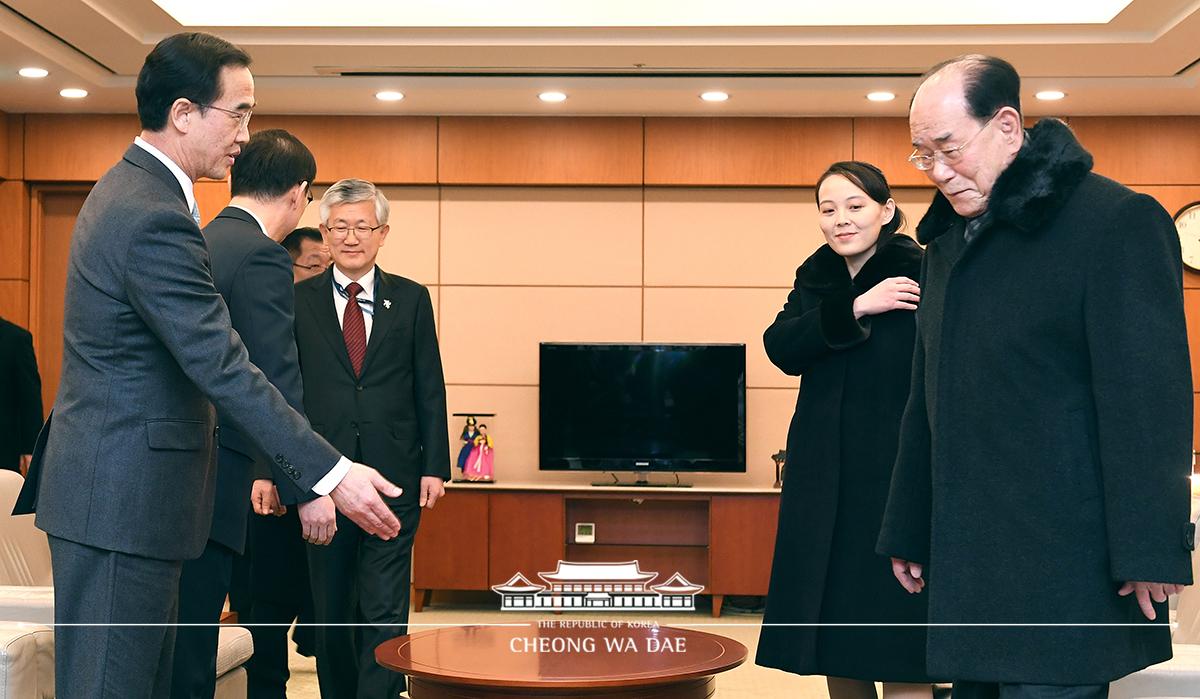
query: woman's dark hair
[
  {"left": 136, "top": 32, "right": 252, "bottom": 132},
  {"left": 230, "top": 129, "right": 317, "bottom": 199},
  {"left": 814, "top": 161, "right": 905, "bottom": 238}
]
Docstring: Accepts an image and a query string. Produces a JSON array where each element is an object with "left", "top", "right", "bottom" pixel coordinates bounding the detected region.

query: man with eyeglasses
[
  {"left": 169, "top": 128, "right": 317, "bottom": 698},
  {"left": 14, "top": 33, "right": 405, "bottom": 698},
  {"left": 293, "top": 177, "right": 450, "bottom": 698},
  {"left": 877, "top": 55, "right": 1194, "bottom": 699},
  {"left": 284, "top": 226, "right": 331, "bottom": 283}
]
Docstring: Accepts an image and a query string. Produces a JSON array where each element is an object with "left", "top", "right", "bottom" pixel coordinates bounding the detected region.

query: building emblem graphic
[{"left": 492, "top": 560, "right": 703, "bottom": 611}]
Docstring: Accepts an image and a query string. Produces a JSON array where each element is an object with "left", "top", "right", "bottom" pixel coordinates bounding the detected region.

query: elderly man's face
[
  {"left": 322, "top": 200, "right": 389, "bottom": 280},
  {"left": 909, "top": 72, "right": 1020, "bottom": 218},
  {"left": 185, "top": 65, "right": 254, "bottom": 181}
]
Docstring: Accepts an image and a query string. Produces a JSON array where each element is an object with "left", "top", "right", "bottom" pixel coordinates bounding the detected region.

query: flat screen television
[{"left": 539, "top": 343, "right": 746, "bottom": 474}]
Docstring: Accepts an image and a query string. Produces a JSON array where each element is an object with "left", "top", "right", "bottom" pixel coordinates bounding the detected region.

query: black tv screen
[{"left": 539, "top": 343, "right": 746, "bottom": 473}]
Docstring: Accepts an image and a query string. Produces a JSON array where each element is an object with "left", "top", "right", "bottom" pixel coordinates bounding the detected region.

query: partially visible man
[
  {"left": 878, "top": 55, "right": 1194, "bottom": 698},
  {"left": 170, "top": 128, "right": 316, "bottom": 698},
  {"left": 284, "top": 226, "right": 329, "bottom": 282},
  {"left": 295, "top": 178, "right": 450, "bottom": 698},
  {"left": 14, "top": 33, "right": 404, "bottom": 698},
  {"left": 0, "top": 316, "right": 42, "bottom": 475}
]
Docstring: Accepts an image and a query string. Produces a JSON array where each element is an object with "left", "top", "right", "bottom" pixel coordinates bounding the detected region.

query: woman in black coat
[{"left": 756, "top": 161, "right": 933, "bottom": 699}]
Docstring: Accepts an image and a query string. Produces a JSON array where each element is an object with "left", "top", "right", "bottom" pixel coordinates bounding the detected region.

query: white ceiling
[{"left": 0, "top": 0, "right": 1198, "bottom": 116}]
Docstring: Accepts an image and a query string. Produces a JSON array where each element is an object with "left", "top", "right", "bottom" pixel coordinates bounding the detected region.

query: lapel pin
[{"left": 383, "top": 299, "right": 392, "bottom": 309}]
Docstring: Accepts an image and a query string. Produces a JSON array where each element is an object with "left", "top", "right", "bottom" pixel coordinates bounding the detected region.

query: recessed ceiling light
[
  {"left": 18, "top": 67, "right": 48, "bottom": 79},
  {"left": 59, "top": 88, "right": 88, "bottom": 99},
  {"left": 539, "top": 91, "right": 567, "bottom": 103},
  {"left": 375, "top": 90, "right": 404, "bottom": 102},
  {"left": 867, "top": 91, "right": 896, "bottom": 102},
  {"left": 1035, "top": 90, "right": 1066, "bottom": 101},
  {"left": 700, "top": 91, "right": 729, "bottom": 102}
]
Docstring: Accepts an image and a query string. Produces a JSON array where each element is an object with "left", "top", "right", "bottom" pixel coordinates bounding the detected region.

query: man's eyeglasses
[
  {"left": 325, "top": 224, "right": 385, "bottom": 240},
  {"left": 293, "top": 262, "right": 326, "bottom": 272},
  {"left": 907, "top": 112, "right": 998, "bottom": 171},
  {"left": 198, "top": 102, "right": 253, "bottom": 130}
]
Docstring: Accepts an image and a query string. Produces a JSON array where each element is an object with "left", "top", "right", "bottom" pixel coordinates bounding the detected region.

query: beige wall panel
[
  {"left": 1071, "top": 117, "right": 1200, "bottom": 185},
  {"left": 0, "top": 280, "right": 29, "bottom": 326},
  {"left": 892, "top": 188, "right": 936, "bottom": 241},
  {"left": 24, "top": 114, "right": 140, "bottom": 181},
  {"left": 251, "top": 116, "right": 438, "bottom": 185},
  {"left": 443, "top": 384, "right": 788, "bottom": 490},
  {"left": 644, "top": 188, "right": 819, "bottom": 288},
  {"left": 0, "top": 181, "right": 29, "bottom": 280},
  {"left": 299, "top": 186, "right": 440, "bottom": 286},
  {"left": 440, "top": 187, "right": 642, "bottom": 286},
  {"left": 440, "top": 286, "right": 642, "bottom": 385},
  {"left": 644, "top": 118, "right": 853, "bottom": 186},
  {"left": 643, "top": 287, "right": 793, "bottom": 389},
  {"left": 439, "top": 117, "right": 643, "bottom": 185}
]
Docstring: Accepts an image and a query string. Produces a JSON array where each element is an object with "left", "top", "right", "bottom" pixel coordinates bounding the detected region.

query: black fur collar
[
  {"left": 797, "top": 233, "right": 923, "bottom": 293},
  {"left": 916, "top": 118, "right": 1094, "bottom": 244}
]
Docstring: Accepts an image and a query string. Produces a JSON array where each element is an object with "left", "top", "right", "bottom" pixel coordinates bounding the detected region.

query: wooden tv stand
[{"left": 411, "top": 483, "right": 780, "bottom": 617}]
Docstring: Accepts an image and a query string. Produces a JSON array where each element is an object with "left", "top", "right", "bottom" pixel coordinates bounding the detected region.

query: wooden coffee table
[{"left": 375, "top": 622, "right": 747, "bottom": 698}]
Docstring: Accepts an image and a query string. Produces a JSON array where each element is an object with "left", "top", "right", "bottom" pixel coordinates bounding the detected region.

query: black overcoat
[
  {"left": 757, "top": 233, "right": 932, "bottom": 681},
  {"left": 877, "top": 118, "right": 1196, "bottom": 684}
]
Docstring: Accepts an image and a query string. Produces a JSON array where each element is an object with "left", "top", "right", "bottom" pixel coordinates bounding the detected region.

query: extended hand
[
  {"left": 420, "top": 476, "right": 446, "bottom": 508},
  {"left": 330, "top": 462, "right": 403, "bottom": 539},
  {"left": 250, "top": 479, "right": 286, "bottom": 516},
  {"left": 297, "top": 495, "right": 337, "bottom": 545},
  {"left": 1118, "top": 580, "right": 1186, "bottom": 620},
  {"left": 890, "top": 557, "right": 926, "bottom": 594},
  {"left": 853, "top": 277, "right": 920, "bottom": 319}
]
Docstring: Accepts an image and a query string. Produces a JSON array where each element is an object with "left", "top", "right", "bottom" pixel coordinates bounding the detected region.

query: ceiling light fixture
[
  {"left": 539, "top": 91, "right": 567, "bottom": 103},
  {"left": 1035, "top": 90, "right": 1066, "bottom": 101},
  {"left": 867, "top": 91, "right": 896, "bottom": 102},
  {"left": 59, "top": 88, "right": 88, "bottom": 99},
  {"left": 375, "top": 90, "right": 404, "bottom": 101},
  {"left": 700, "top": 91, "right": 729, "bottom": 102},
  {"left": 18, "top": 67, "right": 49, "bottom": 79}
]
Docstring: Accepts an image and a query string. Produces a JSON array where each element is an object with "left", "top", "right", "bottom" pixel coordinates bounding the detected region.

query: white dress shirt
[{"left": 332, "top": 265, "right": 377, "bottom": 342}]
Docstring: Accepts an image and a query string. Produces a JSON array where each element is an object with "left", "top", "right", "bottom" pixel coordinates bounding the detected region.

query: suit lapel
[
  {"left": 302, "top": 270, "right": 356, "bottom": 378},
  {"left": 360, "top": 267, "right": 399, "bottom": 377}
]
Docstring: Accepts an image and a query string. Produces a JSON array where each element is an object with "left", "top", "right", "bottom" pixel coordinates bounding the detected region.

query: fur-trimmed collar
[
  {"left": 915, "top": 118, "right": 1094, "bottom": 244},
  {"left": 797, "top": 233, "right": 923, "bottom": 293}
]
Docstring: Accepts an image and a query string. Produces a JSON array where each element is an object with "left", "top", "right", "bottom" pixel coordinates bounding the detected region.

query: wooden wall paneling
[
  {"left": 438, "top": 117, "right": 643, "bottom": 185},
  {"left": 194, "top": 180, "right": 232, "bottom": 226},
  {"left": 413, "top": 490, "right": 489, "bottom": 595},
  {"left": 24, "top": 115, "right": 140, "bottom": 182},
  {"left": 29, "top": 186, "right": 90, "bottom": 412},
  {"left": 1070, "top": 117, "right": 1200, "bottom": 185},
  {"left": 709, "top": 495, "right": 780, "bottom": 595},
  {"left": 0, "top": 280, "right": 29, "bottom": 326},
  {"left": 250, "top": 115, "right": 438, "bottom": 185},
  {"left": 644, "top": 118, "right": 853, "bottom": 186},
  {"left": 0, "top": 180, "right": 29, "bottom": 280},
  {"left": 487, "top": 492, "right": 564, "bottom": 586},
  {"left": 0, "top": 112, "right": 22, "bottom": 180},
  {"left": 852, "top": 118, "right": 929, "bottom": 187}
]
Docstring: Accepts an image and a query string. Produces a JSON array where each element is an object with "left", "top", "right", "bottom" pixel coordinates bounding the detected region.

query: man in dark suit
[
  {"left": 294, "top": 177, "right": 450, "bottom": 698},
  {"left": 0, "top": 316, "right": 42, "bottom": 475},
  {"left": 170, "top": 128, "right": 317, "bottom": 698},
  {"left": 14, "top": 33, "right": 405, "bottom": 698}
]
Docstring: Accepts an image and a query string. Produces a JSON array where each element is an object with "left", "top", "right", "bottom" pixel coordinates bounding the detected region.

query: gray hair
[{"left": 319, "top": 178, "right": 390, "bottom": 226}]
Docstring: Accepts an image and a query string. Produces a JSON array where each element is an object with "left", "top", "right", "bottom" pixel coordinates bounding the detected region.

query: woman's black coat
[
  {"left": 756, "top": 232, "right": 931, "bottom": 681},
  {"left": 877, "top": 118, "right": 1195, "bottom": 684}
]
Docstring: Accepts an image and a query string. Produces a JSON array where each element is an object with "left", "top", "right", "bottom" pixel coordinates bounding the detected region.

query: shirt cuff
[{"left": 312, "top": 456, "right": 353, "bottom": 496}]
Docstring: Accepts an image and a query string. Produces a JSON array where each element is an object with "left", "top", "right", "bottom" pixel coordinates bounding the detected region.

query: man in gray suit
[{"left": 14, "top": 32, "right": 403, "bottom": 698}]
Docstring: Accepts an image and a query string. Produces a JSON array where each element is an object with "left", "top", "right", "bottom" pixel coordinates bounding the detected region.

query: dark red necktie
[{"left": 342, "top": 281, "right": 366, "bottom": 376}]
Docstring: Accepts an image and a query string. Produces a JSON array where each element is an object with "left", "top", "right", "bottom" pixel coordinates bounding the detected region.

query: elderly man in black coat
[{"left": 878, "top": 54, "right": 1195, "bottom": 699}]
